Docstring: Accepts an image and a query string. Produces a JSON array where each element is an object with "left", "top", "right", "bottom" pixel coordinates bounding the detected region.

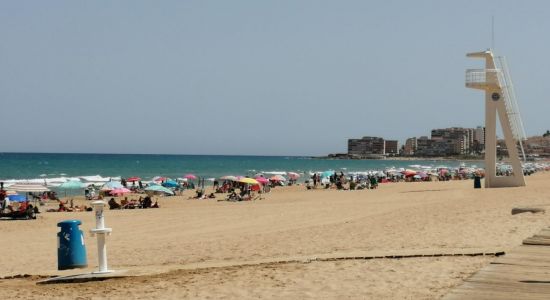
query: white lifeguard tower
[{"left": 466, "top": 49, "right": 526, "bottom": 188}]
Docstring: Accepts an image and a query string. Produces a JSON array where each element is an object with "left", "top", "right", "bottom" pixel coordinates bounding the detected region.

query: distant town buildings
[
  {"left": 345, "top": 126, "right": 550, "bottom": 159},
  {"left": 384, "top": 140, "right": 399, "bottom": 156},
  {"left": 403, "top": 137, "right": 417, "bottom": 156},
  {"left": 411, "top": 127, "right": 483, "bottom": 157},
  {"left": 498, "top": 135, "right": 550, "bottom": 159},
  {"left": 347, "top": 126, "right": 486, "bottom": 158},
  {"left": 347, "top": 137, "right": 386, "bottom": 158},
  {"left": 524, "top": 136, "right": 550, "bottom": 158},
  {"left": 473, "top": 126, "right": 485, "bottom": 154}
]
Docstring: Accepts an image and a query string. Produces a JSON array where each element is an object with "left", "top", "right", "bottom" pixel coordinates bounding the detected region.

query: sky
[{"left": 1, "top": 1, "right": 549, "bottom": 156}]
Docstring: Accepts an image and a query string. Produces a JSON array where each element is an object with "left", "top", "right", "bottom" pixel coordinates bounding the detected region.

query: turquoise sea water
[{"left": 0, "top": 153, "right": 483, "bottom": 181}]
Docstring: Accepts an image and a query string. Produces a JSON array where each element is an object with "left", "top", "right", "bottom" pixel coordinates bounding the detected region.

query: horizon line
[{"left": 0, "top": 151, "right": 318, "bottom": 158}]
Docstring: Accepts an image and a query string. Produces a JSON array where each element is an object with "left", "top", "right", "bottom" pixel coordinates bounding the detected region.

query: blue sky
[{"left": 1, "top": 1, "right": 549, "bottom": 155}]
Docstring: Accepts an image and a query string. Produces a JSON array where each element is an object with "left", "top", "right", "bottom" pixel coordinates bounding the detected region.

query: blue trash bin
[
  {"left": 57, "top": 220, "right": 87, "bottom": 270},
  {"left": 474, "top": 176, "right": 481, "bottom": 189}
]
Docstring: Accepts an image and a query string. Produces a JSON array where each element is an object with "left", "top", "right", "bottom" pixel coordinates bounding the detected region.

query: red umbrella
[
  {"left": 110, "top": 187, "right": 132, "bottom": 196},
  {"left": 401, "top": 169, "right": 417, "bottom": 177},
  {"left": 254, "top": 177, "right": 269, "bottom": 184},
  {"left": 126, "top": 177, "right": 141, "bottom": 182},
  {"left": 184, "top": 174, "right": 197, "bottom": 180}
]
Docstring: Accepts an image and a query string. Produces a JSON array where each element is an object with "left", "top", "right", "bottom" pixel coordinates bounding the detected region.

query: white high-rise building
[{"left": 474, "top": 126, "right": 485, "bottom": 145}]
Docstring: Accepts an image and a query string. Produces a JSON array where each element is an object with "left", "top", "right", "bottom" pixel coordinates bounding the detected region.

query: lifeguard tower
[{"left": 466, "top": 49, "right": 526, "bottom": 188}]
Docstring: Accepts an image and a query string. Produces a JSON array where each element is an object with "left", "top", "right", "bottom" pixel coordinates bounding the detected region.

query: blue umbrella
[
  {"left": 59, "top": 180, "right": 85, "bottom": 189},
  {"left": 8, "top": 194, "right": 27, "bottom": 202},
  {"left": 162, "top": 180, "right": 179, "bottom": 188},
  {"left": 101, "top": 181, "right": 124, "bottom": 191},
  {"left": 144, "top": 185, "right": 174, "bottom": 195},
  {"left": 321, "top": 170, "right": 335, "bottom": 178}
]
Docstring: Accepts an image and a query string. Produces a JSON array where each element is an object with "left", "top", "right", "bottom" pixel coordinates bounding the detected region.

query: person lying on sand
[
  {"left": 121, "top": 198, "right": 139, "bottom": 209},
  {"left": 58, "top": 200, "right": 71, "bottom": 212}
]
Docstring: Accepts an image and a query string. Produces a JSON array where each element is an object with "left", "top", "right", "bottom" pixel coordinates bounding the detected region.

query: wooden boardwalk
[{"left": 444, "top": 228, "right": 550, "bottom": 300}]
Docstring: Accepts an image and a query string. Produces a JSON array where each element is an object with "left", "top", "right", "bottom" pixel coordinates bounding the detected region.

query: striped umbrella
[{"left": 6, "top": 183, "right": 50, "bottom": 192}]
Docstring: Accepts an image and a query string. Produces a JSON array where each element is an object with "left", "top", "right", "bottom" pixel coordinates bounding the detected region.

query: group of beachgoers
[
  {"left": 186, "top": 179, "right": 272, "bottom": 201},
  {"left": 48, "top": 195, "right": 160, "bottom": 212},
  {"left": 302, "top": 163, "right": 548, "bottom": 191},
  {"left": 306, "top": 172, "right": 381, "bottom": 190},
  {"left": 304, "top": 168, "right": 484, "bottom": 191},
  {"left": 47, "top": 198, "right": 92, "bottom": 212},
  {"left": 107, "top": 196, "right": 159, "bottom": 210}
]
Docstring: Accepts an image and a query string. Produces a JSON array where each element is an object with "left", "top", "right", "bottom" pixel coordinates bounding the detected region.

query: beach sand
[{"left": 1, "top": 173, "right": 549, "bottom": 299}]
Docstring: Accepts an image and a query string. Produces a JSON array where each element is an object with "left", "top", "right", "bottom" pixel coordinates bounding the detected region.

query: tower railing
[
  {"left": 465, "top": 69, "right": 500, "bottom": 89},
  {"left": 494, "top": 56, "right": 527, "bottom": 160}
]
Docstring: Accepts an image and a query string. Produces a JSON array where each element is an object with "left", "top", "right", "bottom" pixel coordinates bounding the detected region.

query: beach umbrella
[
  {"left": 6, "top": 183, "right": 50, "bottom": 193},
  {"left": 126, "top": 177, "right": 141, "bottom": 182},
  {"left": 220, "top": 175, "right": 237, "bottom": 181},
  {"left": 401, "top": 169, "right": 417, "bottom": 177},
  {"left": 184, "top": 174, "right": 197, "bottom": 180},
  {"left": 287, "top": 172, "right": 300, "bottom": 180},
  {"left": 239, "top": 178, "right": 259, "bottom": 185},
  {"left": 58, "top": 180, "right": 85, "bottom": 189},
  {"left": 321, "top": 171, "right": 334, "bottom": 178},
  {"left": 110, "top": 187, "right": 132, "bottom": 196},
  {"left": 270, "top": 175, "right": 286, "bottom": 182},
  {"left": 144, "top": 185, "right": 174, "bottom": 195},
  {"left": 100, "top": 181, "right": 124, "bottom": 191},
  {"left": 254, "top": 177, "right": 269, "bottom": 184},
  {"left": 162, "top": 180, "right": 179, "bottom": 188}
]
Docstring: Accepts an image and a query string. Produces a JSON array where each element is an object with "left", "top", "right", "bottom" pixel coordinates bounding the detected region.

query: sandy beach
[{"left": 1, "top": 172, "right": 550, "bottom": 299}]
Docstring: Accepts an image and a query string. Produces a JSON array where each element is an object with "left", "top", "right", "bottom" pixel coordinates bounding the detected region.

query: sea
[{"left": 0, "top": 152, "right": 482, "bottom": 182}]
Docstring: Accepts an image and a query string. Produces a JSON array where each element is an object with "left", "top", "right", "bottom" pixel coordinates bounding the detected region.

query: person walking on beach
[
  {"left": 312, "top": 174, "right": 318, "bottom": 188},
  {"left": 213, "top": 180, "right": 219, "bottom": 192}
]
